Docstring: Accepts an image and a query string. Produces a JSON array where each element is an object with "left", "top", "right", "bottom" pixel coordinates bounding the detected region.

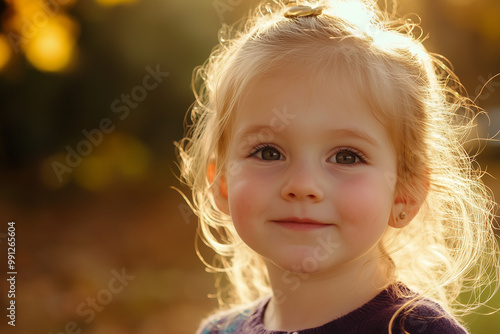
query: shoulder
[
  {"left": 389, "top": 288, "right": 469, "bottom": 334},
  {"left": 195, "top": 299, "right": 267, "bottom": 334},
  {"left": 347, "top": 283, "right": 469, "bottom": 334},
  {"left": 196, "top": 309, "right": 248, "bottom": 334}
]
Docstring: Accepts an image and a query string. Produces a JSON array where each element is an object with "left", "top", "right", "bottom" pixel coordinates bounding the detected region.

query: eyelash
[
  {"left": 249, "top": 144, "right": 367, "bottom": 165},
  {"left": 248, "top": 144, "right": 283, "bottom": 159},
  {"left": 330, "top": 147, "right": 367, "bottom": 165}
]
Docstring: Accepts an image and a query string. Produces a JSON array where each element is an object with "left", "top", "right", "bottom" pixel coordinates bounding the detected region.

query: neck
[{"left": 263, "top": 254, "right": 393, "bottom": 331}]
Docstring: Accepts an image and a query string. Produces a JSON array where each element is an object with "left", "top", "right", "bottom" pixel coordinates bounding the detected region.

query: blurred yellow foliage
[
  {"left": 95, "top": 0, "right": 138, "bottom": 7},
  {"left": 74, "top": 155, "right": 114, "bottom": 191},
  {"left": 4, "top": 0, "right": 78, "bottom": 72},
  {"left": 24, "top": 15, "right": 78, "bottom": 72},
  {"left": 9, "top": 0, "right": 43, "bottom": 17},
  {"left": 0, "top": 35, "right": 12, "bottom": 71},
  {"left": 73, "top": 133, "right": 151, "bottom": 191}
]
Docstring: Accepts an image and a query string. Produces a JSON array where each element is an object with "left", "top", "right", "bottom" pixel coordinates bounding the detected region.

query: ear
[
  {"left": 389, "top": 177, "right": 429, "bottom": 229},
  {"left": 207, "top": 161, "right": 229, "bottom": 215},
  {"left": 388, "top": 195, "right": 412, "bottom": 228}
]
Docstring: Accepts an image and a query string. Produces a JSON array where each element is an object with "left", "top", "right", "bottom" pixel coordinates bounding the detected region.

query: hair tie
[{"left": 284, "top": 5, "right": 325, "bottom": 19}]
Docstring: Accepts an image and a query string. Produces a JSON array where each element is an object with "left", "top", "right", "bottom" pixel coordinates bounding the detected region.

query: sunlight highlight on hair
[
  {"left": 176, "top": 0, "right": 500, "bottom": 330},
  {"left": 335, "top": 0, "right": 374, "bottom": 31}
]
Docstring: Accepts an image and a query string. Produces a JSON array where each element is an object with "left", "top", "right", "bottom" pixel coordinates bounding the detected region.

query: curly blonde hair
[{"left": 176, "top": 0, "right": 499, "bottom": 329}]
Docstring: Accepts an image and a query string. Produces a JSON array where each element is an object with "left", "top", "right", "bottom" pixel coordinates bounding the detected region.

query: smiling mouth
[{"left": 272, "top": 218, "right": 331, "bottom": 231}]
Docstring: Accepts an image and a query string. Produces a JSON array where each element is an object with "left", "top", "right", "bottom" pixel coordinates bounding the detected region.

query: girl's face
[{"left": 218, "top": 71, "right": 400, "bottom": 274}]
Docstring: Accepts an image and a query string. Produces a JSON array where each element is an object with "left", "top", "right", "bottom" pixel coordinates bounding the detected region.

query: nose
[{"left": 281, "top": 162, "right": 325, "bottom": 202}]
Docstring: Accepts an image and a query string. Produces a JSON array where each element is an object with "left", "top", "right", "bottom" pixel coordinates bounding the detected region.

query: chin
[{"left": 266, "top": 251, "right": 338, "bottom": 275}]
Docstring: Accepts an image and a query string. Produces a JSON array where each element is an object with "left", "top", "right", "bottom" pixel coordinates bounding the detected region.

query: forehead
[
  {"left": 228, "top": 73, "right": 396, "bottom": 161},
  {"left": 234, "top": 67, "right": 384, "bottom": 133}
]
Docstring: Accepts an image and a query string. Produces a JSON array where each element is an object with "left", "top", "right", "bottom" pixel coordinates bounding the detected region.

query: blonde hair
[{"left": 177, "top": 0, "right": 499, "bottom": 329}]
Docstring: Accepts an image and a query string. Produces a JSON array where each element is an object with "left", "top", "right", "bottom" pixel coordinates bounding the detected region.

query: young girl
[{"left": 177, "top": 0, "right": 499, "bottom": 333}]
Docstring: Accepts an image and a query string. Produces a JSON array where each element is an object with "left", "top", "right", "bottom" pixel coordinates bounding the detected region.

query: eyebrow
[
  {"left": 235, "top": 125, "right": 379, "bottom": 147},
  {"left": 235, "top": 125, "right": 273, "bottom": 140},
  {"left": 327, "top": 128, "right": 379, "bottom": 147}
]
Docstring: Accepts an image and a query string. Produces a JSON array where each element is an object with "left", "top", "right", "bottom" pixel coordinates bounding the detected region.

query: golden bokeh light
[
  {"left": 74, "top": 155, "right": 113, "bottom": 191},
  {"left": 24, "top": 15, "right": 78, "bottom": 72},
  {"left": 9, "top": 0, "right": 77, "bottom": 15},
  {"left": 94, "top": 0, "right": 138, "bottom": 7},
  {"left": 109, "top": 135, "right": 151, "bottom": 179},
  {"left": 9, "top": 0, "right": 43, "bottom": 18},
  {"left": 4, "top": 0, "right": 79, "bottom": 72},
  {"left": 0, "top": 35, "right": 13, "bottom": 71},
  {"left": 72, "top": 133, "right": 151, "bottom": 191}
]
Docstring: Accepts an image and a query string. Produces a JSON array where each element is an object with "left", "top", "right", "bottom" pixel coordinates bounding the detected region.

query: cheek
[
  {"left": 336, "top": 172, "right": 394, "bottom": 230},
  {"left": 226, "top": 169, "right": 270, "bottom": 232}
]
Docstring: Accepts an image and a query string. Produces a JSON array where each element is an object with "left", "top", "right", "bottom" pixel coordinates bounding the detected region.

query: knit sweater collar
[{"left": 243, "top": 283, "right": 410, "bottom": 334}]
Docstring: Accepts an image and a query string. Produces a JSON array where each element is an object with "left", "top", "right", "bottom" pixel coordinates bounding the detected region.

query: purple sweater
[{"left": 197, "top": 283, "right": 469, "bottom": 334}]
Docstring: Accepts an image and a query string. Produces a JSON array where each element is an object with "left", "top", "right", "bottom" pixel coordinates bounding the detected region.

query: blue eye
[{"left": 251, "top": 145, "right": 282, "bottom": 160}]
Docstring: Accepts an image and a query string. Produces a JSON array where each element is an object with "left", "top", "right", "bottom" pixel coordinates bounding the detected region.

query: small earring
[{"left": 399, "top": 211, "right": 406, "bottom": 220}]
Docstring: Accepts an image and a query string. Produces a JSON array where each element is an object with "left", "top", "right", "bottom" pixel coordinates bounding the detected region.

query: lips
[{"left": 272, "top": 217, "right": 331, "bottom": 231}]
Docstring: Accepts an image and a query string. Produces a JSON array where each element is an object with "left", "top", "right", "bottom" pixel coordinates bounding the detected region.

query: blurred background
[{"left": 0, "top": 0, "right": 498, "bottom": 333}]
